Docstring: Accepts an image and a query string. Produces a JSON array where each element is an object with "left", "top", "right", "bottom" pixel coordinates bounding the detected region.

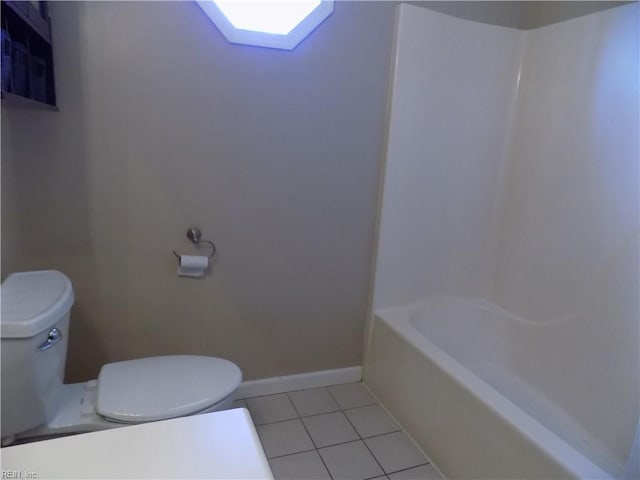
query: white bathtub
[{"left": 364, "top": 296, "right": 618, "bottom": 479}]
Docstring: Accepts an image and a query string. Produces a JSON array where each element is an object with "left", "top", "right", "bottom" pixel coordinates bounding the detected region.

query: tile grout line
[
  {"left": 253, "top": 415, "right": 299, "bottom": 428},
  {"left": 253, "top": 405, "right": 346, "bottom": 426},
  {"left": 263, "top": 399, "right": 402, "bottom": 441},
  {"left": 266, "top": 428, "right": 404, "bottom": 460},
  {"left": 250, "top": 383, "right": 437, "bottom": 479},
  {"left": 342, "top": 406, "right": 388, "bottom": 477},
  {"left": 326, "top": 384, "right": 378, "bottom": 411},
  {"left": 342, "top": 402, "right": 379, "bottom": 412},
  {"left": 328, "top": 385, "right": 431, "bottom": 478},
  {"left": 248, "top": 384, "right": 378, "bottom": 426},
  {"left": 267, "top": 445, "right": 430, "bottom": 477},
  {"left": 267, "top": 446, "right": 318, "bottom": 461},
  {"left": 250, "top": 396, "right": 307, "bottom": 465},
  {"left": 382, "top": 462, "right": 431, "bottom": 478},
  {"left": 241, "top": 383, "right": 361, "bottom": 402},
  {"left": 358, "top": 427, "right": 431, "bottom": 476},
  {"left": 359, "top": 382, "right": 438, "bottom": 474},
  {"left": 285, "top": 390, "right": 335, "bottom": 480},
  {"left": 326, "top": 385, "right": 392, "bottom": 479}
]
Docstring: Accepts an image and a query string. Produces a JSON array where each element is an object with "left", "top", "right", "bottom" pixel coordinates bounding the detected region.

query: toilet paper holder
[{"left": 172, "top": 227, "right": 216, "bottom": 259}]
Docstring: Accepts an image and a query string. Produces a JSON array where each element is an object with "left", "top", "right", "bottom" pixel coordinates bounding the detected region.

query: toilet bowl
[{"left": 0, "top": 270, "right": 242, "bottom": 444}]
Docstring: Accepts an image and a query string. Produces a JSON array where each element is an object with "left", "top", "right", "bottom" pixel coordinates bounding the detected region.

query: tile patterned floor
[{"left": 232, "top": 382, "right": 444, "bottom": 480}]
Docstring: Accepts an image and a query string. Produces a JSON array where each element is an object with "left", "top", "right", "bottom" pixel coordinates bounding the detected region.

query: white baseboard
[{"left": 236, "top": 366, "right": 362, "bottom": 399}]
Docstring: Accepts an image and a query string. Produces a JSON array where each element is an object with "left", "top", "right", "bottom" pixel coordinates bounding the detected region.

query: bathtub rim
[{"left": 373, "top": 302, "right": 613, "bottom": 479}]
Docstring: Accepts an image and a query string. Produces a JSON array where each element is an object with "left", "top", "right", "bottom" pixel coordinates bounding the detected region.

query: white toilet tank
[{"left": 1, "top": 271, "right": 74, "bottom": 439}]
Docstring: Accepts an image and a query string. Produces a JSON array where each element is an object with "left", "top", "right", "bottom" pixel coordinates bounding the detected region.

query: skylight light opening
[
  {"left": 197, "top": 0, "right": 334, "bottom": 50},
  {"left": 214, "top": 1, "right": 322, "bottom": 36}
]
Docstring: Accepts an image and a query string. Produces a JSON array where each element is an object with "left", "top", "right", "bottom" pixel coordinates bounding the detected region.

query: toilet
[{"left": 0, "top": 270, "right": 242, "bottom": 444}]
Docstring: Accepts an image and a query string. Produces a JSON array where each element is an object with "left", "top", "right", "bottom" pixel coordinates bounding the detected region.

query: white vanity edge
[{"left": 0, "top": 408, "right": 273, "bottom": 479}]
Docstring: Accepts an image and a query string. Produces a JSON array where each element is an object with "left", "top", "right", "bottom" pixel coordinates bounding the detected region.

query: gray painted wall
[{"left": 1, "top": 1, "right": 396, "bottom": 381}]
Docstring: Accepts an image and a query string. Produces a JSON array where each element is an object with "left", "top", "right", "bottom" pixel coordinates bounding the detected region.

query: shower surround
[{"left": 364, "top": 4, "right": 639, "bottom": 479}]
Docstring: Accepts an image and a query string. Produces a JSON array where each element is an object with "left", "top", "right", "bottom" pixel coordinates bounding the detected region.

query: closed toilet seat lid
[{"left": 96, "top": 355, "right": 242, "bottom": 423}]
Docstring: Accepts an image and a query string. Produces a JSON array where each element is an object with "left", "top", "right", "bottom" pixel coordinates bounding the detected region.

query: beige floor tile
[
  {"left": 365, "top": 431, "right": 427, "bottom": 474},
  {"left": 257, "top": 419, "right": 314, "bottom": 458},
  {"left": 289, "top": 388, "right": 340, "bottom": 417},
  {"left": 328, "top": 383, "right": 377, "bottom": 410},
  {"left": 319, "top": 440, "right": 384, "bottom": 480},
  {"left": 269, "top": 450, "right": 331, "bottom": 480},
  {"left": 302, "top": 411, "right": 359, "bottom": 447},
  {"left": 247, "top": 393, "right": 298, "bottom": 425},
  {"left": 345, "top": 404, "right": 400, "bottom": 438}
]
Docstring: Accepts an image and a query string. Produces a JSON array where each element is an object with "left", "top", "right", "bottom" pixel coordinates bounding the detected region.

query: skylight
[
  {"left": 214, "top": 1, "right": 321, "bottom": 35},
  {"left": 197, "top": 0, "right": 334, "bottom": 50}
]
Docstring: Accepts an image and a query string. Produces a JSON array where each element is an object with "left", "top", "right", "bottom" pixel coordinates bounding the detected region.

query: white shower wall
[
  {"left": 371, "top": 3, "right": 639, "bottom": 476},
  {"left": 493, "top": 4, "right": 640, "bottom": 323},
  {"left": 492, "top": 5, "right": 639, "bottom": 474},
  {"left": 372, "top": 7, "right": 523, "bottom": 310}
]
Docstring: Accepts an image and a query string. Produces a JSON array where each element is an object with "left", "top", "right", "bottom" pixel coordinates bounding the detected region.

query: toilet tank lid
[{"left": 1, "top": 270, "right": 74, "bottom": 338}]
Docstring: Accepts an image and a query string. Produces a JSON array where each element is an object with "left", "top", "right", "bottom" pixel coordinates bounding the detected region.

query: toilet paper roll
[{"left": 177, "top": 255, "right": 208, "bottom": 277}]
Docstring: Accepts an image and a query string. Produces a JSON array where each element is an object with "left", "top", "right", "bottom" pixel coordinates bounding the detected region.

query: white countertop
[{"left": 0, "top": 408, "right": 273, "bottom": 479}]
